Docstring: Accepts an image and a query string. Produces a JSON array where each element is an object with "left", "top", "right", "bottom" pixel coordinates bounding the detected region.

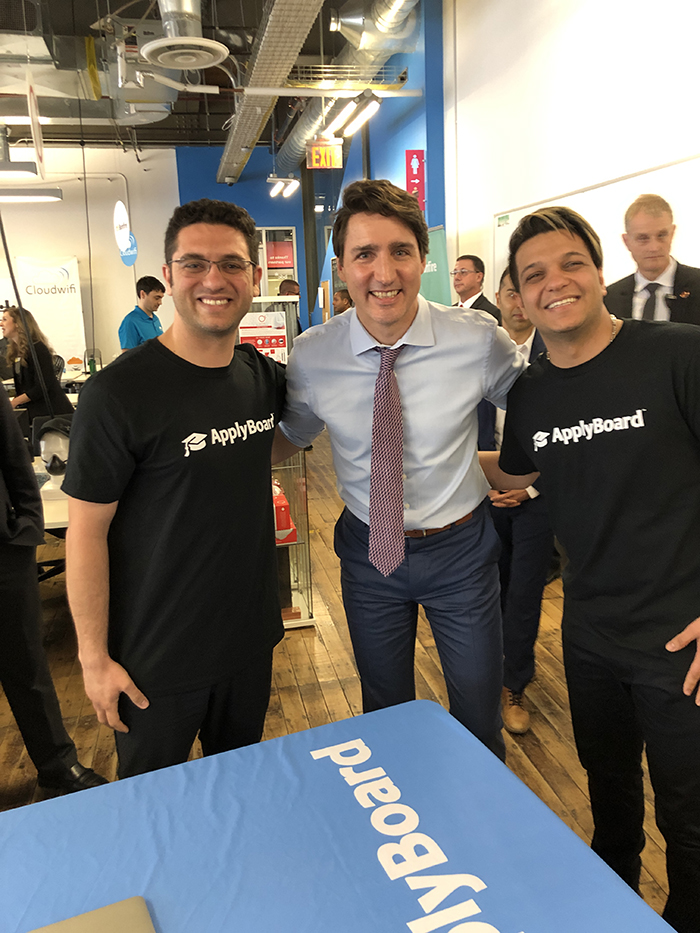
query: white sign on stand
[{"left": 239, "top": 310, "right": 288, "bottom": 363}]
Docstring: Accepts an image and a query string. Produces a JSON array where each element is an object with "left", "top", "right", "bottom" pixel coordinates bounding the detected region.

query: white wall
[
  {"left": 0, "top": 147, "right": 180, "bottom": 362},
  {"left": 444, "top": 0, "right": 700, "bottom": 299}
]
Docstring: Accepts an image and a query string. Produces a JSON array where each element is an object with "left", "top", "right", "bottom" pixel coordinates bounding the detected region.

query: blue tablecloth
[{"left": 0, "top": 701, "right": 670, "bottom": 932}]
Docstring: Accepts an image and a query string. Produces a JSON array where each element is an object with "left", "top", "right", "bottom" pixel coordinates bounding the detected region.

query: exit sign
[{"left": 306, "top": 140, "right": 343, "bottom": 169}]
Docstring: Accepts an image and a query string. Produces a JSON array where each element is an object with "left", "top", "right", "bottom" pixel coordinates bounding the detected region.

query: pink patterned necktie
[{"left": 368, "top": 345, "right": 405, "bottom": 576}]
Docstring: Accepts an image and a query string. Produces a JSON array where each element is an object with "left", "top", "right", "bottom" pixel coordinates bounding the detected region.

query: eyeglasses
[
  {"left": 450, "top": 268, "right": 479, "bottom": 277},
  {"left": 168, "top": 257, "right": 257, "bottom": 277}
]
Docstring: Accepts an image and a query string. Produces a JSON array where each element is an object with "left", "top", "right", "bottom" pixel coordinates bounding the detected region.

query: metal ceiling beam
[{"left": 216, "top": 0, "right": 325, "bottom": 184}]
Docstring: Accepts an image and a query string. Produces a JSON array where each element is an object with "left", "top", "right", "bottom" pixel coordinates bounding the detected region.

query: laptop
[{"left": 27, "top": 896, "right": 156, "bottom": 933}]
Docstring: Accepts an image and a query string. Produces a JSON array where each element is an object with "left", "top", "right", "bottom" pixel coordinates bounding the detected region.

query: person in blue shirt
[{"left": 118, "top": 276, "right": 165, "bottom": 351}]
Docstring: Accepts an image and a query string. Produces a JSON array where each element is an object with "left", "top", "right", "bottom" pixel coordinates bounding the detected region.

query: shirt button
[{"left": 404, "top": 503, "right": 409, "bottom": 510}]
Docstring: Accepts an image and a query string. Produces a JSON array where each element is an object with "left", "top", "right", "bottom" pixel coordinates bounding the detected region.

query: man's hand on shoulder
[
  {"left": 666, "top": 617, "right": 700, "bottom": 703},
  {"left": 80, "top": 656, "right": 149, "bottom": 733}
]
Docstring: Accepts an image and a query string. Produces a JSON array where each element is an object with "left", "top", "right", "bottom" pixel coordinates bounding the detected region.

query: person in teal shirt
[{"left": 119, "top": 276, "right": 165, "bottom": 350}]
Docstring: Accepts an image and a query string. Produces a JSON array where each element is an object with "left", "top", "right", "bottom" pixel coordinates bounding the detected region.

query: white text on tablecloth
[{"left": 311, "top": 738, "right": 526, "bottom": 933}]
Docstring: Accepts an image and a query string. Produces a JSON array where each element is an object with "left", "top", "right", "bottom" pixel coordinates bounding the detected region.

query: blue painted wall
[
  {"left": 175, "top": 146, "right": 309, "bottom": 322},
  {"left": 309, "top": 1, "right": 445, "bottom": 326},
  {"left": 177, "top": 2, "right": 444, "bottom": 331}
]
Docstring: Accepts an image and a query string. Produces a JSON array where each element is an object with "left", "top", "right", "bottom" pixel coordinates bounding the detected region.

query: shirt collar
[
  {"left": 349, "top": 294, "right": 436, "bottom": 355},
  {"left": 459, "top": 291, "right": 481, "bottom": 309},
  {"left": 634, "top": 257, "right": 677, "bottom": 292},
  {"left": 517, "top": 327, "right": 536, "bottom": 357}
]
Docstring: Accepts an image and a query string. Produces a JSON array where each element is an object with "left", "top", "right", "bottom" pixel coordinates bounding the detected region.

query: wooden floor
[{"left": 0, "top": 432, "right": 668, "bottom": 916}]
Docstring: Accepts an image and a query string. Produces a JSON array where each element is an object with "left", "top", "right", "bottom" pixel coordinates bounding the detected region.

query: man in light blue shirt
[
  {"left": 274, "top": 180, "right": 526, "bottom": 758},
  {"left": 118, "top": 276, "right": 165, "bottom": 351}
]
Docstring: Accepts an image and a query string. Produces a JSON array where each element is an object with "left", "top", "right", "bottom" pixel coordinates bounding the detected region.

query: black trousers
[
  {"left": 0, "top": 543, "right": 77, "bottom": 777},
  {"left": 563, "top": 637, "right": 700, "bottom": 933},
  {"left": 491, "top": 496, "right": 553, "bottom": 694},
  {"left": 115, "top": 648, "right": 274, "bottom": 779}
]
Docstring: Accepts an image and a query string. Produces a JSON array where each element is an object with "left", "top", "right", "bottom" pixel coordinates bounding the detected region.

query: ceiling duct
[
  {"left": 216, "top": 0, "right": 326, "bottom": 184},
  {"left": 273, "top": 0, "right": 420, "bottom": 178},
  {"left": 141, "top": 0, "right": 229, "bottom": 71}
]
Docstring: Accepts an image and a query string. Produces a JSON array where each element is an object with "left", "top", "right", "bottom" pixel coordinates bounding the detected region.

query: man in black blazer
[
  {"left": 451, "top": 254, "right": 501, "bottom": 323},
  {"left": 477, "top": 270, "right": 551, "bottom": 734},
  {"left": 604, "top": 194, "right": 700, "bottom": 325}
]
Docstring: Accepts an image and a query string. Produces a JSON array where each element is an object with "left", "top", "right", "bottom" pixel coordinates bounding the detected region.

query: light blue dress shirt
[{"left": 279, "top": 295, "right": 527, "bottom": 530}]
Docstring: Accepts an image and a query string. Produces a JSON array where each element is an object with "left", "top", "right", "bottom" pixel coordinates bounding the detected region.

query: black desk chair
[{"left": 52, "top": 354, "right": 65, "bottom": 379}]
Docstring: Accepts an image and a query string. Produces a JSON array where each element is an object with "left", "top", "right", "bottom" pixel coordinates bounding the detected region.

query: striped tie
[{"left": 368, "top": 345, "right": 405, "bottom": 576}]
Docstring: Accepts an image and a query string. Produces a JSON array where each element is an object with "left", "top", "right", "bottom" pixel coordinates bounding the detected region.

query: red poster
[
  {"left": 405, "top": 149, "right": 425, "bottom": 211},
  {"left": 266, "top": 241, "right": 294, "bottom": 269}
]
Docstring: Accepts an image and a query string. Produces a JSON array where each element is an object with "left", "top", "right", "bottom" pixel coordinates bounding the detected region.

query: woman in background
[{"left": 1, "top": 306, "right": 73, "bottom": 423}]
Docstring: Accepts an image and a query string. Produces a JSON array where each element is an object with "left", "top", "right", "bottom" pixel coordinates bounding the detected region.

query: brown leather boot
[{"left": 501, "top": 687, "right": 530, "bottom": 734}]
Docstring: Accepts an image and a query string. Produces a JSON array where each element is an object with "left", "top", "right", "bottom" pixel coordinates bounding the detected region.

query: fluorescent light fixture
[
  {"left": 0, "top": 115, "right": 51, "bottom": 126},
  {"left": 283, "top": 179, "right": 300, "bottom": 198},
  {"left": 323, "top": 99, "right": 358, "bottom": 137},
  {"left": 0, "top": 187, "right": 62, "bottom": 203},
  {"left": 0, "top": 160, "right": 37, "bottom": 178},
  {"left": 344, "top": 97, "right": 381, "bottom": 136},
  {"left": 314, "top": 204, "right": 324, "bottom": 213},
  {"left": 267, "top": 174, "right": 285, "bottom": 197}
]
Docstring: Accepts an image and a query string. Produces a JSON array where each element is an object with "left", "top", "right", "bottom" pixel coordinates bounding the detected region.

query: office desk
[{"left": 0, "top": 702, "right": 671, "bottom": 933}]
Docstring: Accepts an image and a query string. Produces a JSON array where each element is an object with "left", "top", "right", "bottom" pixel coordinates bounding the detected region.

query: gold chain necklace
[{"left": 546, "top": 314, "right": 619, "bottom": 361}]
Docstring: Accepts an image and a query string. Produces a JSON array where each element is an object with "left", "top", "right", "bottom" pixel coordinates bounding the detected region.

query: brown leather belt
[{"left": 404, "top": 511, "right": 474, "bottom": 538}]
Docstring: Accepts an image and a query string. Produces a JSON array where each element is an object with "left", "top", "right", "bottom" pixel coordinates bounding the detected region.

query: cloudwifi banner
[{"left": 14, "top": 256, "right": 86, "bottom": 364}]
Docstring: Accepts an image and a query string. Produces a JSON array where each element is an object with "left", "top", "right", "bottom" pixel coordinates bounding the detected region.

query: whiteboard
[{"left": 493, "top": 154, "right": 700, "bottom": 289}]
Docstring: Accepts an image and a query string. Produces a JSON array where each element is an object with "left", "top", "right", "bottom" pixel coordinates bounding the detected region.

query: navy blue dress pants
[
  {"left": 563, "top": 636, "right": 700, "bottom": 933},
  {"left": 334, "top": 501, "right": 505, "bottom": 761}
]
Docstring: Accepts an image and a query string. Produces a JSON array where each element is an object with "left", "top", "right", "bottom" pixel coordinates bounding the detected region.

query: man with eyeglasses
[
  {"left": 451, "top": 254, "right": 501, "bottom": 323},
  {"left": 63, "top": 199, "right": 286, "bottom": 779}
]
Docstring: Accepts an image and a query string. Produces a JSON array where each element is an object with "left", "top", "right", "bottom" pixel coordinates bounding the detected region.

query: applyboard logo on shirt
[
  {"left": 182, "top": 432, "right": 207, "bottom": 456},
  {"left": 533, "top": 409, "right": 646, "bottom": 451},
  {"left": 181, "top": 414, "right": 276, "bottom": 457}
]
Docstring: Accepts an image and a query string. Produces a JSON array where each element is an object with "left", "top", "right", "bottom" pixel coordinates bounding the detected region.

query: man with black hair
[
  {"left": 65, "top": 199, "right": 285, "bottom": 779},
  {"left": 277, "top": 279, "right": 299, "bottom": 297},
  {"left": 482, "top": 205, "right": 700, "bottom": 933},
  {"left": 274, "top": 179, "right": 526, "bottom": 761},
  {"left": 118, "top": 275, "right": 166, "bottom": 350},
  {"left": 451, "top": 254, "right": 500, "bottom": 322},
  {"left": 333, "top": 288, "right": 352, "bottom": 314}
]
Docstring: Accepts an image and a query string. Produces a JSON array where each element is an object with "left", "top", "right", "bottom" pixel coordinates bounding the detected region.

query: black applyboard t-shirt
[
  {"left": 64, "top": 339, "right": 286, "bottom": 696},
  {"left": 499, "top": 320, "right": 700, "bottom": 670}
]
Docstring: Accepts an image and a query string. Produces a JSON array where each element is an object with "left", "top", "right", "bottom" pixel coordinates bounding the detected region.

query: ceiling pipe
[
  {"left": 157, "top": 0, "right": 203, "bottom": 39},
  {"left": 274, "top": 0, "right": 420, "bottom": 177}
]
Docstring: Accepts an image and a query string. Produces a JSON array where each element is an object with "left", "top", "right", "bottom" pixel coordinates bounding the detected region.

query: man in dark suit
[
  {"left": 478, "top": 269, "right": 552, "bottom": 734},
  {"left": 604, "top": 194, "right": 700, "bottom": 325},
  {"left": 451, "top": 254, "right": 501, "bottom": 322}
]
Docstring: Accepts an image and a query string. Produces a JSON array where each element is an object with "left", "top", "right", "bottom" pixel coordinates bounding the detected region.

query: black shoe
[{"left": 38, "top": 763, "right": 109, "bottom": 794}]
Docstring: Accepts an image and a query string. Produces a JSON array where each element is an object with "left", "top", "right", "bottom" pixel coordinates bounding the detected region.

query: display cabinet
[
  {"left": 273, "top": 451, "right": 313, "bottom": 627},
  {"left": 239, "top": 297, "right": 313, "bottom": 627}
]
